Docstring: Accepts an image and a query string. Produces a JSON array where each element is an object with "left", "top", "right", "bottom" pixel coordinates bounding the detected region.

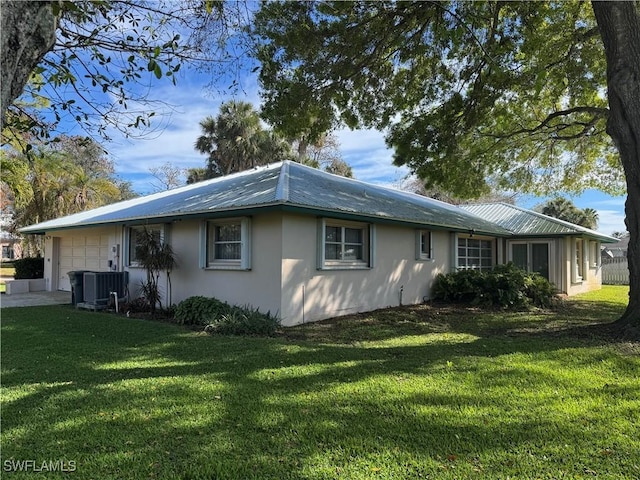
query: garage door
[{"left": 58, "top": 235, "right": 110, "bottom": 291}]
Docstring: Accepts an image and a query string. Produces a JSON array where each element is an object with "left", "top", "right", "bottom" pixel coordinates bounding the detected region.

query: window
[
  {"left": 457, "top": 237, "right": 494, "bottom": 272},
  {"left": 204, "top": 218, "right": 251, "bottom": 269},
  {"left": 573, "top": 238, "right": 585, "bottom": 282},
  {"left": 509, "top": 241, "right": 550, "bottom": 280},
  {"left": 416, "top": 230, "right": 433, "bottom": 260},
  {"left": 127, "top": 225, "right": 163, "bottom": 266},
  {"left": 319, "top": 219, "right": 373, "bottom": 269},
  {"left": 589, "top": 240, "right": 599, "bottom": 268}
]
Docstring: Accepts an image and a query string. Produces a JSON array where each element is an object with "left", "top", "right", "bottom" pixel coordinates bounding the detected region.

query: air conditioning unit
[{"left": 83, "top": 271, "right": 129, "bottom": 305}]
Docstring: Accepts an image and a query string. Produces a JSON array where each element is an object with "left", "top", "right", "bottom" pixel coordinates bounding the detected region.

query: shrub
[
  {"left": 13, "top": 257, "right": 44, "bottom": 279},
  {"left": 174, "top": 296, "right": 231, "bottom": 325},
  {"left": 205, "top": 305, "right": 280, "bottom": 336},
  {"left": 432, "top": 263, "right": 556, "bottom": 309}
]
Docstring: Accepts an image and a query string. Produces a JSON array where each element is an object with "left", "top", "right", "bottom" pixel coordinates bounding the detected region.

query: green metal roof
[
  {"left": 21, "top": 162, "right": 616, "bottom": 242},
  {"left": 21, "top": 162, "right": 509, "bottom": 236},
  {"left": 460, "top": 203, "right": 618, "bottom": 243}
]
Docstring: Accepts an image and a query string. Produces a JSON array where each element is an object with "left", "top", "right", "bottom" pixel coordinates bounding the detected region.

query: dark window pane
[
  {"left": 325, "top": 226, "right": 341, "bottom": 242},
  {"left": 325, "top": 244, "right": 341, "bottom": 260},
  {"left": 345, "top": 227, "right": 362, "bottom": 244},
  {"left": 215, "top": 243, "right": 241, "bottom": 260},
  {"left": 216, "top": 224, "right": 241, "bottom": 242},
  {"left": 344, "top": 244, "right": 363, "bottom": 260}
]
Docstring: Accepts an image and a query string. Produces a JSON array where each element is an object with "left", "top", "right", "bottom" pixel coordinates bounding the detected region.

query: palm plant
[
  {"left": 194, "top": 101, "right": 293, "bottom": 178},
  {"left": 134, "top": 228, "right": 177, "bottom": 315}
]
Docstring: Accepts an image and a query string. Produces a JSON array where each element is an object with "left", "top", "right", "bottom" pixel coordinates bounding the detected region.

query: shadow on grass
[{"left": 1, "top": 301, "right": 638, "bottom": 479}]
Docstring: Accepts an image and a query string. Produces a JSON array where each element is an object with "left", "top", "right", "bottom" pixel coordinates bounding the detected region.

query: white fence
[{"left": 601, "top": 257, "right": 629, "bottom": 285}]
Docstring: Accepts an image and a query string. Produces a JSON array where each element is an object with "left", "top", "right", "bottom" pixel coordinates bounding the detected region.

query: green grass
[
  {"left": 0, "top": 265, "right": 14, "bottom": 293},
  {"left": 1, "top": 286, "right": 638, "bottom": 479}
]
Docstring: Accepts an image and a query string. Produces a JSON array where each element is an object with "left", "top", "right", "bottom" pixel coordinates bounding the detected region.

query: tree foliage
[
  {"left": 300, "top": 133, "right": 353, "bottom": 178},
  {"left": 2, "top": 0, "right": 252, "bottom": 144},
  {"left": 254, "top": 1, "right": 621, "bottom": 198},
  {"left": 1, "top": 136, "right": 136, "bottom": 250}
]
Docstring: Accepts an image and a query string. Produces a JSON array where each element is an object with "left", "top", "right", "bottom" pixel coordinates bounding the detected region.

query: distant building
[
  {"left": 602, "top": 234, "right": 629, "bottom": 260},
  {"left": 0, "top": 213, "right": 19, "bottom": 260}
]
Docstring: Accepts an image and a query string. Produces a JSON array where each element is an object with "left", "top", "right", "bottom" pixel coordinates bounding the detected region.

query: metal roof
[
  {"left": 460, "top": 203, "right": 618, "bottom": 243},
  {"left": 20, "top": 161, "right": 510, "bottom": 236}
]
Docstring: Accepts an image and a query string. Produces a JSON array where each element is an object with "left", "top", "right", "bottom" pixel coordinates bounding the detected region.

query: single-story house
[{"left": 21, "top": 161, "right": 617, "bottom": 326}]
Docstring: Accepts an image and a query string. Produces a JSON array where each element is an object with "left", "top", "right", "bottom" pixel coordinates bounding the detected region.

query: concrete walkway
[{"left": 0, "top": 290, "right": 71, "bottom": 308}]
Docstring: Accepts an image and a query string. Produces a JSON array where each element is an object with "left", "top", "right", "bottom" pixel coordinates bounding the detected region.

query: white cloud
[
  {"left": 596, "top": 209, "right": 627, "bottom": 236},
  {"left": 335, "top": 127, "right": 409, "bottom": 185}
]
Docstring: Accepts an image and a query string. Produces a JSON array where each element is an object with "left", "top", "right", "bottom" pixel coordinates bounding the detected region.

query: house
[
  {"left": 601, "top": 233, "right": 629, "bottom": 260},
  {"left": 460, "top": 203, "right": 616, "bottom": 296},
  {"left": 20, "top": 161, "right": 617, "bottom": 326}
]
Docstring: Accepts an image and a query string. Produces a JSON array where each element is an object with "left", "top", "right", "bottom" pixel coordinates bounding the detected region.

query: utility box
[
  {"left": 82, "top": 271, "right": 129, "bottom": 307},
  {"left": 68, "top": 271, "right": 89, "bottom": 306}
]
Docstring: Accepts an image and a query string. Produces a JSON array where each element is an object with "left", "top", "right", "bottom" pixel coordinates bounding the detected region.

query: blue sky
[{"left": 87, "top": 64, "right": 627, "bottom": 236}]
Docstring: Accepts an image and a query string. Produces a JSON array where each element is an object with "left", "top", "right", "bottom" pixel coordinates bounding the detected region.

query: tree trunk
[
  {"left": 0, "top": 1, "right": 57, "bottom": 125},
  {"left": 592, "top": 1, "right": 640, "bottom": 332}
]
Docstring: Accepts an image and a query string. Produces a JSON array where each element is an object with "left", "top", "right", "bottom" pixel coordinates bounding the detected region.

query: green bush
[
  {"left": 13, "top": 257, "right": 44, "bottom": 279},
  {"left": 432, "top": 263, "right": 556, "bottom": 309},
  {"left": 205, "top": 305, "right": 280, "bottom": 336},
  {"left": 174, "top": 296, "right": 230, "bottom": 325}
]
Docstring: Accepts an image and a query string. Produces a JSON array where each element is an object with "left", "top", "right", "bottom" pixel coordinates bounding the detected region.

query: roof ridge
[{"left": 275, "top": 161, "right": 290, "bottom": 201}]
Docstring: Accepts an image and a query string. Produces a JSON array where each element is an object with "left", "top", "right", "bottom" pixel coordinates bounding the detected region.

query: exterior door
[
  {"left": 57, "top": 235, "right": 110, "bottom": 291},
  {"left": 510, "top": 242, "right": 550, "bottom": 280}
]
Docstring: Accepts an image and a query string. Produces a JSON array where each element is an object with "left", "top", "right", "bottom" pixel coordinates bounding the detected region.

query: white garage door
[{"left": 58, "top": 235, "right": 110, "bottom": 291}]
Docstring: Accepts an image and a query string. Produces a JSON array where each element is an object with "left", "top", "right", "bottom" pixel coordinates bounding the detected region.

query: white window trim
[
  {"left": 125, "top": 224, "right": 165, "bottom": 268},
  {"left": 202, "top": 217, "right": 251, "bottom": 270},
  {"left": 416, "top": 230, "right": 434, "bottom": 261},
  {"left": 317, "top": 218, "right": 374, "bottom": 270}
]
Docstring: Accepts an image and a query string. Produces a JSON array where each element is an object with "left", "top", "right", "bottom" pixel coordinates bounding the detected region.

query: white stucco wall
[
  {"left": 126, "top": 213, "right": 283, "bottom": 315},
  {"left": 561, "top": 236, "right": 602, "bottom": 296},
  {"left": 279, "top": 213, "right": 450, "bottom": 326}
]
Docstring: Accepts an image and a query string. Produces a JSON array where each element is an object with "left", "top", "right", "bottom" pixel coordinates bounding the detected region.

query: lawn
[
  {"left": 0, "top": 265, "right": 14, "bottom": 293},
  {"left": 1, "top": 286, "right": 638, "bottom": 479}
]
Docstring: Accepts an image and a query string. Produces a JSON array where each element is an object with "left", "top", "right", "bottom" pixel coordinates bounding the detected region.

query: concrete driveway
[{"left": 1, "top": 290, "right": 71, "bottom": 308}]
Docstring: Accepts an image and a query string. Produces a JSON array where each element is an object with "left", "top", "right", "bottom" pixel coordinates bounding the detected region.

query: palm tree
[
  {"left": 195, "top": 101, "right": 270, "bottom": 176},
  {"left": 541, "top": 197, "right": 578, "bottom": 223},
  {"left": 540, "top": 197, "right": 599, "bottom": 229},
  {"left": 579, "top": 208, "right": 599, "bottom": 230}
]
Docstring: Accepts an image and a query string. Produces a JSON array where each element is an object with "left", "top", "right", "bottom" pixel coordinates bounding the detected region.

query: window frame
[
  {"left": 203, "top": 217, "right": 251, "bottom": 270},
  {"left": 125, "top": 224, "right": 164, "bottom": 268},
  {"left": 318, "top": 218, "right": 374, "bottom": 270},
  {"left": 416, "top": 230, "right": 433, "bottom": 261},
  {"left": 573, "top": 238, "right": 585, "bottom": 283}
]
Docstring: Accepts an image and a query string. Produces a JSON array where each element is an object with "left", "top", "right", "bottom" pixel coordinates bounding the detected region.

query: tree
[
  {"left": 399, "top": 176, "right": 519, "bottom": 206},
  {"left": 254, "top": 1, "right": 639, "bottom": 329},
  {"left": 1, "top": 1, "right": 251, "bottom": 142},
  {"left": 149, "top": 162, "right": 185, "bottom": 192},
  {"left": 299, "top": 133, "right": 353, "bottom": 178},
  {"left": 3, "top": 136, "right": 135, "bottom": 253},
  {"left": 540, "top": 197, "right": 599, "bottom": 229},
  {"left": 194, "top": 101, "right": 294, "bottom": 177}
]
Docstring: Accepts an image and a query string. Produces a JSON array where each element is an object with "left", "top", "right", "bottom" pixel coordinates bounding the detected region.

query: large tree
[{"left": 254, "top": 1, "right": 639, "bottom": 329}]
